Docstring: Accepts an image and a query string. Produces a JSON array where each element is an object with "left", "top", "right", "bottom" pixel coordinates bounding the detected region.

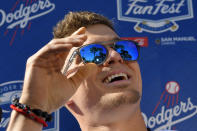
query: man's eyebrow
[
  {"left": 100, "top": 37, "right": 120, "bottom": 44},
  {"left": 86, "top": 36, "right": 120, "bottom": 45},
  {"left": 111, "top": 36, "right": 120, "bottom": 41}
]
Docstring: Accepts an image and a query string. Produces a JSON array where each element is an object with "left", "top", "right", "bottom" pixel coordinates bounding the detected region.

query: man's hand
[{"left": 19, "top": 27, "right": 96, "bottom": 113}]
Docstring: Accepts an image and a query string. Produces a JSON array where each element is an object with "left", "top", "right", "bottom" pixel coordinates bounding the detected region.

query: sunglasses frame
[{"left": 62, "top": 39, "right": 140, "bottom": 75}]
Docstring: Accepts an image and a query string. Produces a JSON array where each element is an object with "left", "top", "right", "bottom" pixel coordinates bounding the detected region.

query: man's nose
[{"left": 103, "top": 48, "right": 124, "bottom": 66}]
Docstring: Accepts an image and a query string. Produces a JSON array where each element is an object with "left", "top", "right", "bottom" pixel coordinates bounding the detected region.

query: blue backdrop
[{"left": 0, "top": 0, "right": 197, "bottom": 130}]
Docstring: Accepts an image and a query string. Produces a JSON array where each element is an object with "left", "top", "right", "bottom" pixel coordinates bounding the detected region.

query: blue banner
[{"left": 0, "top": 0, "right": 197, "bottom": 130}]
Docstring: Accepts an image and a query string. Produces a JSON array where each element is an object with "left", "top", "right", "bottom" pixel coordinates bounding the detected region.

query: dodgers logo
[
  {"left": 142, "top": 81, "right": 197, "bottom": 131},
  {"left": 0, "top": 0, "right": 55, "bottom": 45},
  {"left": 117, "top": 0, "right": 194, "bottom": 33},
  {"left": 0, "top": 80, "right": 59, "bottom": 130}
]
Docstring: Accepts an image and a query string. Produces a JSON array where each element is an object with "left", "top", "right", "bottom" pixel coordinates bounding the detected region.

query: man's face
[{"left": 67, "top": 24, "right": 142, "bottom": 125}]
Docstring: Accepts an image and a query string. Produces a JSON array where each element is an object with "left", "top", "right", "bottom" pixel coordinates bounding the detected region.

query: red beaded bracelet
[{"left": 10, "top": 104, "right": 48, "bottom": 127}]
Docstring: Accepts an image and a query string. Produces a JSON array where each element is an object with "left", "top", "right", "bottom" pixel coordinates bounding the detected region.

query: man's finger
[
  {"left": 71, "top": 27, "right": 86, "bottom": 36},
  {"left": 51, "top": 35, "right": 87, "bottom": 46},
  {"left": 67, "top": 63, "right": 98, "bottom": 87}
]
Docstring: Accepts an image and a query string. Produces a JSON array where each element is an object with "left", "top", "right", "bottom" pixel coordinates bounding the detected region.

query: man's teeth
[{"left": 104, "top": 73, "right": 128, "bottom": 83}]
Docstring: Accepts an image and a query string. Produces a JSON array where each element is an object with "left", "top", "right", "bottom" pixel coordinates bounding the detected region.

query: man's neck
[{"left": 81, "top": 110, "right": 147, "bottom": 131}]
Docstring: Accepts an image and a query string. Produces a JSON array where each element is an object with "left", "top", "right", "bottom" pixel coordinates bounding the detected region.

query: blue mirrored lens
[
  {"left": 114, "top": 41, "right": 139, "bottom": 61},
  {"left": 79, "top": 44, "right": 107, "bottom": 64}
]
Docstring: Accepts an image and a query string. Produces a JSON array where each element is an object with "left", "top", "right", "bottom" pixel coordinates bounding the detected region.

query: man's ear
[{"left": 66, "top": 100, "right": 83, "bottom": 115}]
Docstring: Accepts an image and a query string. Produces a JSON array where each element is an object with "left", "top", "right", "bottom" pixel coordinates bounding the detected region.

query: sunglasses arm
[{"left": 62, "top": 51, "right": 78, "bottom": 75}]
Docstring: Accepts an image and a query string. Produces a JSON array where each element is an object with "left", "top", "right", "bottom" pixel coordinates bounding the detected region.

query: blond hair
[{"left": 53, "top": 11, "right": 114, "bottom": 38}]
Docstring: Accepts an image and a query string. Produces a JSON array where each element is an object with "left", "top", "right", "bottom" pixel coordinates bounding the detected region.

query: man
[{"left": 7, "top": 11, "right": 148, "bottom": 131}]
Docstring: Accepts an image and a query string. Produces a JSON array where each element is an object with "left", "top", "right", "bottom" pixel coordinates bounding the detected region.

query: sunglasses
[{"left": 63, "top": 39, "right": 140, "bottom": 75}]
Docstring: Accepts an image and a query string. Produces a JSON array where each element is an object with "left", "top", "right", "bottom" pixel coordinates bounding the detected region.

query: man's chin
[{"left": 97, "top": 89, "right": 141, "bottom": 110}]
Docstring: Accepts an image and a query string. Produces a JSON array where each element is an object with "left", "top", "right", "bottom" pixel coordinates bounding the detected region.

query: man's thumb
[{"left": 67, "top": 63, "right": 98, "bottom": 86}]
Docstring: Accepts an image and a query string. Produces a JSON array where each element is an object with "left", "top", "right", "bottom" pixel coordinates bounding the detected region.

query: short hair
[{"left": 53, "top": 11, "right": 115, "bottom": 38}]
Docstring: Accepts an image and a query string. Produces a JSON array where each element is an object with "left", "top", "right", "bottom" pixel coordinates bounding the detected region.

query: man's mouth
[{"left": 103, "top": 73, "right": 129, "bottom": 84}]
